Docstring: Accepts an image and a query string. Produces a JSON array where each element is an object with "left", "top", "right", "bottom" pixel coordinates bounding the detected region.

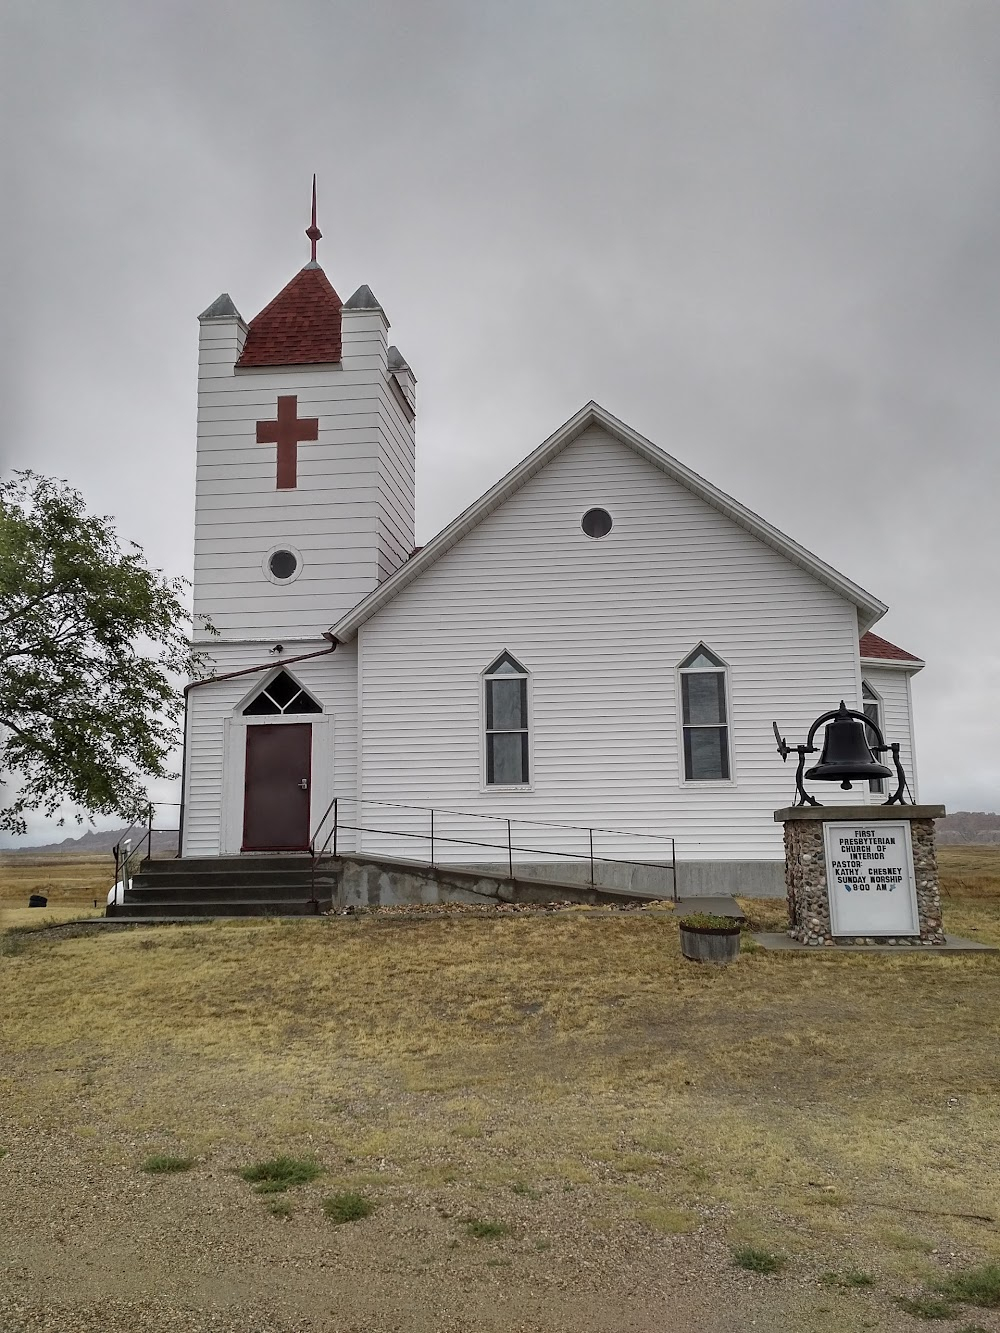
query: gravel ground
[{"left": 1, "top": 1128, "right": 989, "bottom": 1333}]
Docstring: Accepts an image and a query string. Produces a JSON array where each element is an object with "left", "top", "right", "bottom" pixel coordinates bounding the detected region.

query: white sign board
[{"left": 823, "top": 822, "right": 919, "bottom": 937}]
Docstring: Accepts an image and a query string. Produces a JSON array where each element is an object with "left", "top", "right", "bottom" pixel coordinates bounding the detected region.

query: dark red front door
[{"left": 242, "top": 724, "right": 312, "bottom": 851}]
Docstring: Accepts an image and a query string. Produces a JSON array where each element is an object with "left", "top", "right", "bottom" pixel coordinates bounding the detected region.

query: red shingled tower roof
[
  {"left": 859, "top": 631, "right": 922, "bottom": 664},
  {"left": 237, "top": 265, "right": 342, "bottom": 368}
]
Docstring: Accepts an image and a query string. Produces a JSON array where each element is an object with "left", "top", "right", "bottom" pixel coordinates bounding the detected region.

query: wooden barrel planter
[{"left": 679, "top": 914, "right": 741, "bottom": 963}]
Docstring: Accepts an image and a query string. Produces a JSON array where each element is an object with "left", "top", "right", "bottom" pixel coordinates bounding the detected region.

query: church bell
[{"left": 804, "top": 701, "right": 893, "bottom": 790}]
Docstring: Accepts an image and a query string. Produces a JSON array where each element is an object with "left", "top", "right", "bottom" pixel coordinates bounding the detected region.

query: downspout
[{"left": 176, "top": 632, "right": 339, "bottom": 856}]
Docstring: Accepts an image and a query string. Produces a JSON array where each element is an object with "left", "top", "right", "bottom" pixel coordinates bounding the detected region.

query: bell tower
[{"left": 192, "top": 180, "right": 416, "bottom": 643}]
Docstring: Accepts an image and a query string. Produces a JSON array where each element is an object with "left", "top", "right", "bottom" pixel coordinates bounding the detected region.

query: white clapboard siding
[
  {"left": 196, "top": 444, "right": 380, "bottom": 471},
  {"left": 860, "top": 664, "right": 921, "bottom": 802},
  {"left": 197, "top": 409, "right": 385, "bottom": 436},
  {"left": 195, "top": 479, "right": 385, "bottom": 508},
  {"left": 195, "top": 505, "right": 382, "bottom": 533},
  {"left": 182, "top": 640, "right": 358, "bottom": 857},
  {"left": 195, "top": 531, "right": 378, "bottom": 560},
  {"left": 356, "top": 425, "right": 875, "bottom": 867},
  {"left": 193, "top": 292, "right": 416, "bottom": 639},
  {"left": 200, "top": 371, "right": 392, "bottom": 403},
  {"left": 376, "top": 375, "right": 416, "bottom": 580}
]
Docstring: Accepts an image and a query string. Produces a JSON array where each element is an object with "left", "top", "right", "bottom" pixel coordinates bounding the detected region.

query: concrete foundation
[
  {"left": 674, "top": 860, "right": 785, "bottom": 899},
  {"left": 456, "top": 858, "right": 785, "bottom": 900},
  {"left": 337, "top": 854, "right": 670, "bottom": 910}
]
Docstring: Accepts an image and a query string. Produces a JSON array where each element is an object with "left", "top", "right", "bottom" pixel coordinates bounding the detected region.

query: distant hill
[
  {"left": 937, "top": 812, "right": 1000, "bottom": 845},
  {"left": 7, "top": 827, "right": 180, "bottom": 856}
]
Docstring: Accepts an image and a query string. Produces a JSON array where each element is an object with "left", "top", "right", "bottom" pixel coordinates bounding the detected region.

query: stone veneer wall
[{"left": 782, "top": 815, "right": 945, "bottom": 947}]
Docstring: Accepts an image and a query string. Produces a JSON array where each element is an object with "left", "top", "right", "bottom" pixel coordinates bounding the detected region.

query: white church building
[{"left": 179, "top": 222, "right": 924, "bottom": 898}]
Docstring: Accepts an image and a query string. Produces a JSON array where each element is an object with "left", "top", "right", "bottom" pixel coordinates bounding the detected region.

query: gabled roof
[
  {"left": 860, "top": 631, "right": 924, "bottom": 669},
  {"left": 236, "top": 265, "right": 342, "bottom": 368},
  {"left": 330, "top": 402, "right": 889, "bottom": 644}
]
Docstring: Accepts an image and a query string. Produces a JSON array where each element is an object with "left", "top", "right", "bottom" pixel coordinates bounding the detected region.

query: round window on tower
[
  {"left": 263, "top": 546, "right": 303, "bottom": 584},
  {"left": 581, "top": 507, "right": 613, "bottom": 539}
]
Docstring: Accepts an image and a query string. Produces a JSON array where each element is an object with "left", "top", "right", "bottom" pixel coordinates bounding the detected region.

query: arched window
[
  {"left": 484, "top": 653, "right": 530, "bottom": 786},
  {"left": 243, "top": 670, "right": 322, "bottom": 716},
  {"left": 678, "top": 645, "right": 731, "bottom": 781},
  {"left": 862, "top": 681, "right": 884, "bottom": 795}
]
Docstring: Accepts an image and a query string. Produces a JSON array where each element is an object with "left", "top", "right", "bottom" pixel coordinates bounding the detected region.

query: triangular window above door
[
  {"left": 243, "top": 671, "right": 323, "bottom": 716},
  {"left": 484, "top": 652, "right": 527, "bottom": 677}
]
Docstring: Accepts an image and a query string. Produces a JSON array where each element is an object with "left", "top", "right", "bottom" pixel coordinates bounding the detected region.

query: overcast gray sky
[{"left": 3, "top": 0, "right": 999, "bottom": 841}]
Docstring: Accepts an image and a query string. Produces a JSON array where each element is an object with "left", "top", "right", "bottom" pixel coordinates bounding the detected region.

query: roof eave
[
  {"left": 234, "top": 359, "right": 342, "bottom": 374},
  {"left": 330, "top": 401, "right": 889, "bottom": 643},
  {"left": 860, "top": 655, "right": 925, "bottom": 673}
]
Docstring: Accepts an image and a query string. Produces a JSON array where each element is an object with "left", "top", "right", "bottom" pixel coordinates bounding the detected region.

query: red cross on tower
[{"left": 255, "top": 396, "right": 319, "bottom": 489}]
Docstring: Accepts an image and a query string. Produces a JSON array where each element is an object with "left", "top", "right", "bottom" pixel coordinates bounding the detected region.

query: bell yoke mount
[{"left": 772, "top": 701, "right": 911, "bottom": 808}]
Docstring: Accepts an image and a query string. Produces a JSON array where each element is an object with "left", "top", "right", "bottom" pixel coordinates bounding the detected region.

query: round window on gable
[
  {"left": 268, "top": 549, "right": 298, "bottom": 581},
  {"left": 581, "top": 507, "right": 613, "bottom": 539}
]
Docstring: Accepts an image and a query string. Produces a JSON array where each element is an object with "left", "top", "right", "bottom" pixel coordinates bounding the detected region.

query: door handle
[{"left": 299, "top": 778, "right": 309, "bottom": 790}]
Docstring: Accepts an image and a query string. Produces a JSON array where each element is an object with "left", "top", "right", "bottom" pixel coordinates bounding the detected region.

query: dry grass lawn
[
  {"left": 1, "top": 847, "right": 999, "bottom": 1331},
  {"left": 0, "top": 852, "right": 110, "bottom": 929}
]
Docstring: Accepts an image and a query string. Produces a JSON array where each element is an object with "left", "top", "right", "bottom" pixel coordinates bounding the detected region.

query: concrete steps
[
  {"left": 106, "top": 855, "right": 337, "bottom": 918},
  {"left": 112, "top": 898, "right": 327, "bottom": 918},
  {"left": 123, "top": 879, "right": 336, "bottom": 902}
]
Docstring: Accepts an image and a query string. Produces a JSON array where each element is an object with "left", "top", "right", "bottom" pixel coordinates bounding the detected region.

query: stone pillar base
[{"left": 774, "top": 805, "right": 947, "bottom": 947}]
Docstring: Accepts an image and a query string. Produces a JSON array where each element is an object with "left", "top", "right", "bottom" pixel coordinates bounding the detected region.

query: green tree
[{"left": 0, "top": 471, "right": 206, "bottom": 835}]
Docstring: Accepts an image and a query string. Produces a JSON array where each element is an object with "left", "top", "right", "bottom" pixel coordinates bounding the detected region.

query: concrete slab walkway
[{"left": 753, "top": 932, "right": 997, "bottom": 954}]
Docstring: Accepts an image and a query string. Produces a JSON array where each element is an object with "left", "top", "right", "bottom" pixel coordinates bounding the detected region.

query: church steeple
[{"left": 192, "top": 194, "right": 416, "bottom": 640}]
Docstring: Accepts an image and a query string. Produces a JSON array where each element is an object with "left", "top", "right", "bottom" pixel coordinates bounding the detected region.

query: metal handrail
[
  {"left": 308, "top": 794, "right": 678, "bottom": 903},
  {"left": 310, "top": 793, "right": 339, "bottom": 858},
  {"left": 112, "top": 806, "right": 152, "bottom": 903},
  {"left": 111, "top": 800, "right": 183, "bottom": 908},
  {"left": 316, "top": 793, "right": 678, "bottom": 843},
  {"left": 308, "top": 794, "right": 340, "bottom": 912}
]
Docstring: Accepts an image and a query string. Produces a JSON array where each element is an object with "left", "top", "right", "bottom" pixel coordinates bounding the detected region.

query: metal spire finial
[{"left": 305, "top": 174, "right": 322, "bottom": 264}]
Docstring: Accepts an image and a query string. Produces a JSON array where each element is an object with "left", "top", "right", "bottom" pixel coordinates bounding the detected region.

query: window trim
[
  {"left": 262, "top": 543, "right": 304, "bottom": 585},
  {"left": 861, "top": 679, "right": 885, "bottom": 796},
  {"left": 676, "top": 643, "right": 735, "bottom": 786},
  {"left": 580, "top": 506, "right": 614, "bottom": 540},
  {"left": 481, "top": 652, "right": 533, "bottom": 791}
]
